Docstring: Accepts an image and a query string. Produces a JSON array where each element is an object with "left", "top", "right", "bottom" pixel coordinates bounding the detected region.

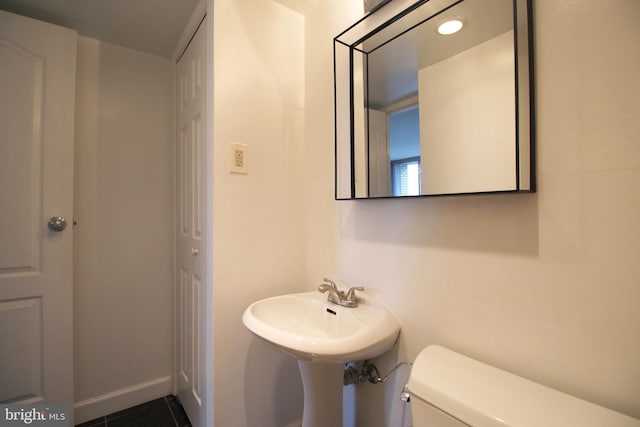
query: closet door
[
  {"left": 0, "top": 10, "right": 76, "bottom": 406},
  {"left": 176, "top": 16, "right": 207, "bottom": 427}
]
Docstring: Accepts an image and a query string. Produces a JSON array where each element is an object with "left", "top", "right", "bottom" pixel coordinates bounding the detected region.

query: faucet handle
[
  {"left": 345, "top": 286, "right": 364, "bottom": 302},
  {"left": 322, "top": 277, "right": 338, "bottom": 289}
]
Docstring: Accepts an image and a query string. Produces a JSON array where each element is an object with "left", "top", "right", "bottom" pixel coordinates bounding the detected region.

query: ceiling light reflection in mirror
[{"left": 436, "top": 18, "right": 465, "bottom": 35}]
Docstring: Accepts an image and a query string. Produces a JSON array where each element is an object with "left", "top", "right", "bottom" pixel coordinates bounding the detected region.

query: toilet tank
[{"left": 405, "top": 345, "right": 640, "bottom": 427}]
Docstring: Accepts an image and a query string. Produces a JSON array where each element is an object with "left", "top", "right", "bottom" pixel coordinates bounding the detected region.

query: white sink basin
[
  {"left": 242, "top": 291, "right": 400, "bottom": 363},
  {"left": 243, "top": 290, "right": 401, "bottom": 427}
]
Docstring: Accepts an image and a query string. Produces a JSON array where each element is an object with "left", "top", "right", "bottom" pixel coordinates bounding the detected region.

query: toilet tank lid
[{"left": 406, "top": 345, "right": 640, "bottom": 427}]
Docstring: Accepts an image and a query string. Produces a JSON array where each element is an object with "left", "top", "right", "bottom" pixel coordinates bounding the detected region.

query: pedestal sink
[{"left": 242, "top": 291, "right": 400, "bottom": 427}]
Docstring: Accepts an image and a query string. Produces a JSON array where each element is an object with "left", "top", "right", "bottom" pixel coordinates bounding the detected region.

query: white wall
[
  {"left": 305, "top": 1, "right": 640, "bottom": 426},
  {"left": 419, "top": 31, "right": 515, "bottom": 194},
  {"left": 211, "top": 0, "right": 306, "bottom": 426},
  {"left": 73, "top": 37, "right": 174, "bottom": 422}
]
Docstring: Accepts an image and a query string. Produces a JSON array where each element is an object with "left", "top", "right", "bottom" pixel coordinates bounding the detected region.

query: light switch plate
[{"left": 230, "top": 143, "right": 248, "bottom": 174}]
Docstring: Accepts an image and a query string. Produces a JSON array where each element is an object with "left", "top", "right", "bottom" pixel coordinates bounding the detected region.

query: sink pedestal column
[{"left": 298, "top": 361, "right": 344, "bottom": 427}]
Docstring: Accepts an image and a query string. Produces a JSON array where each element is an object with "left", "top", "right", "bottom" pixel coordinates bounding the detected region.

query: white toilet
[{"left": 405, "top": 345, "right": 640, "bottom": 427}]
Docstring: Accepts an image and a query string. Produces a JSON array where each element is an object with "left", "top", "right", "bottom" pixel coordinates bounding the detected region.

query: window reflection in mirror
[
  {"left": 389, "top": 106, "right": 421, "bottom": 196},
  {"left": 367, "top": 104, "right": 423, "bottom": 197}
]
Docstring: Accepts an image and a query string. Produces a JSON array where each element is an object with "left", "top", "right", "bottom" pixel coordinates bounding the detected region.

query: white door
[
  {"left": 368, "top": 108, "right": 391, "bottom": 197},
  {"left": 176, "top": 17, "right": 207, "bottom": 427},
  {"left": 0, "top": 11, "right": 76, "bottom": 406}
]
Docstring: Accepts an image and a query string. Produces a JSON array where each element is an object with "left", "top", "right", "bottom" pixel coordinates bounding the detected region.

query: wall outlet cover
[{"left": 230, "top": 143, "right": 248, "bottom": 174}]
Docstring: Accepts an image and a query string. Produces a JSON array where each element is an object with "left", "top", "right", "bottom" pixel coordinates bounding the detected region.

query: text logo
[{"left": 0, "top": 405, "right": 69, "bottom": 427}]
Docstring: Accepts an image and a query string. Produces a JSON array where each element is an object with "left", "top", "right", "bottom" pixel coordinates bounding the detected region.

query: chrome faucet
[{"left": 318, "top": 277, "right": 364, "bottom": 308}]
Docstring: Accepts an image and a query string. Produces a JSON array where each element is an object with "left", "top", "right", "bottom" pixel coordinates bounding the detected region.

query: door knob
[
  {"left": 47, "top": 216, "right": 67, "bottom": 232},
  {"left": 192, "top": 248, "right": 199, "bottom": 255}
]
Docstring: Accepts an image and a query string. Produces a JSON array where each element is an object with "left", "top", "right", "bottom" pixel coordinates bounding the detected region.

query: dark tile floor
[{"left": 76, "top": 395, "right": 191, "bottom": 427}]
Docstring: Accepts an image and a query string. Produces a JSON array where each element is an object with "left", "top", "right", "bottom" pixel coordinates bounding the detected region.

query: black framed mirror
[{"left": 334, "top": 0, "right": 535, "bottom": 199}]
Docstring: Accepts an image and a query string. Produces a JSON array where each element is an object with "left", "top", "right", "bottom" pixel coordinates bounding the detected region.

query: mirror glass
[{"left": 334, "top": 0, "right": 534, "bottom": 199}]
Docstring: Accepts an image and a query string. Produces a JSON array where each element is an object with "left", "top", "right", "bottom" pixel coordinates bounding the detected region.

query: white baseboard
[{"left": 74, "top": 376, "right": 173, "bottom": 424}]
